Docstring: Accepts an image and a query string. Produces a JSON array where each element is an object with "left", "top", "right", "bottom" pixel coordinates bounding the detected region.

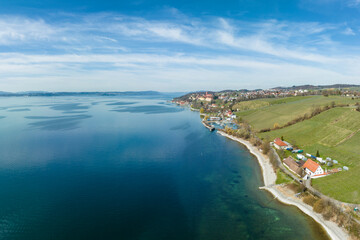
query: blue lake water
[{"left": 0, "top": 96, "right": 328, "bottom": 240}]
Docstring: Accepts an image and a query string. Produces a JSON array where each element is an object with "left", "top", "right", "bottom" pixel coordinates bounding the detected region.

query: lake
[{"left": 0, "top": 95, "right": 328, "bottom": 239}]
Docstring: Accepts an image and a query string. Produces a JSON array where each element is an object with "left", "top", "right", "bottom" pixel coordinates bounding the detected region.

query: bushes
[
  {"left": 286, "top": 182, "right": 304, "bottom": 193},
  {"left": 301, "top": 192, "right": 360, "bottom": 239},
  {"left": 322, "top": 205, "right": 335, "bottom": 220},
  {"left": 259, "top": 128, "right": 271, "bottom": 133},
  {"left": 313, "top": 199, "right": 326, "bottom": 213},
  {"left": 303, "top": 195, "right": 318, "bottom": 206},
  {"left": 348, "top": 221, "right": 360, "bottom": 237},
  {"left": 268, "top": 150, "right": 280, "bottom": 169},
  {"left": 277, "top": 149, "right": 286, "bottom": 160},
  {"left": 273, "top": 123, "right": 280, "bottom": 129},
  {"left": 250, "top": 137, "right": 262, "bottom": 147},
  {"left": 262, "top": 140, "right": 270, "bottom": 154}
]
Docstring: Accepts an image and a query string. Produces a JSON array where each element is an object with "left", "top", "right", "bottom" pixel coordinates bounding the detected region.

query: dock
[{"left": 202, "top": 121, "right": 215, "bottom": 131}]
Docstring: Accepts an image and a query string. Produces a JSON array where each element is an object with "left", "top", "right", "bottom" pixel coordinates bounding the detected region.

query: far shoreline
[{"left": 217, "top": 131, "right": 349, "bottom": 240}]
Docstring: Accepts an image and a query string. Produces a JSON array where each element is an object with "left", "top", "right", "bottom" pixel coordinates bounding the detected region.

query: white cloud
[
  {"left": 0, "top": 12, "right": 359, "bottom": 91},
  {"left": 343, "top": 27, "right": 356, "bottom": 35},
  {"left": 0, "top": 52, "right": 359, "bottom": 92},
  {"left": 347, "top": 0, "right": 360, "bottom": 7},
  {"left": 0, "top": 16, "right": 57, "bottom": 44}
]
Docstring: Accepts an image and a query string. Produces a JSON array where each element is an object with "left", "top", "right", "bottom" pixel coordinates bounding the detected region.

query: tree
[
  {"left": 281, "top": 136, "right": 284, "bottom": 141},
  {"left": 262, "top": 139, "right": 270, "bottom": 155},
  {"left": 316, "top": 150, "right": 320, "bottom": 157},
  {"left": 278, "top": 149, "right": 285, "bottom": 159},
  {"left": 313, "top": 199, "right": 326, "bottom": 213},
  {"left": 273, "top": 123, "right": 280, "bottom": 129},
  {"left": 200, "top": 107, "right": 204, "bottom": 114}
]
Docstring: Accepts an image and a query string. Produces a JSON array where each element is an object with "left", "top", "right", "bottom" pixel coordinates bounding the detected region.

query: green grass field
[
  {"left": 256, "top": 105, "right": 360, "bottom": 203},
  {"left": 236, "top": 96, "right": 354, "bottom": 131},
  {"left": 276, "top": 169, "right": 293, "bottom": 185},
  {"left": 232, "top": 100, "right": 269, "bottom": 111}
]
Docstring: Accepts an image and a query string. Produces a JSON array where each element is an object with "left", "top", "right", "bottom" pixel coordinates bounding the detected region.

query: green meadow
[
  {"left": 232, "top": 100, "right": 270, "bottom": 111},
  {"left": 235, "top": 96, "right": 360, "bottom": 203},
  {"left": 236, "top": 96, "right": 354, "bottom": 131}
]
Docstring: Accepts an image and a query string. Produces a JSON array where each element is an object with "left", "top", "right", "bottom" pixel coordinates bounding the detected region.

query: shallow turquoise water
[{"left": 0, "top": 96, "right": 328, "bottom": 239}]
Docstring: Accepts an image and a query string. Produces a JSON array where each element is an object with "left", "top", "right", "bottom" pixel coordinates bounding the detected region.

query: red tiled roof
[
  {"left": 274, "top": 138, "right": 287, "bottom": 147},
  {"left": 303, "top": 159, "right": 320, "bottom": 173}
]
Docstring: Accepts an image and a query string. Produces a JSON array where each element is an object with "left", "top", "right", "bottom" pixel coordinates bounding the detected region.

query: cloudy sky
[{"left": 0, "top": 0, "right": 360, "bottom": 92}]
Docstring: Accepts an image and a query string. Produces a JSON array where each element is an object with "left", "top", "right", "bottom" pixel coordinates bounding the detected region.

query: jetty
[{"left": 202, "top": 121, "right": 215, "bottom": 131}]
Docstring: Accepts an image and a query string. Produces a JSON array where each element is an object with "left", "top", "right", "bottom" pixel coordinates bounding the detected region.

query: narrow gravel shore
[{"left": 218, "top": 131, "right": 349, "bottom": 240}]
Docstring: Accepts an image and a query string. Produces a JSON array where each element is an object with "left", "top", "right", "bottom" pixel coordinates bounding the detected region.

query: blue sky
[{"left": 0, "top": 0, "right": 360, "bottom": 92}]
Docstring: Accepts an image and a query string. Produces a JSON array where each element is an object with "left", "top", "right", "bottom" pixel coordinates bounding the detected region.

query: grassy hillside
[
  {"left": 236, "top": 96, "right": 354, "bottom": 131},
  {"left": 258, "top": 107, "right": 360, "bottom": 203},
  {"left": 232, "top": 100, "right": 269, "bottom": 111}
]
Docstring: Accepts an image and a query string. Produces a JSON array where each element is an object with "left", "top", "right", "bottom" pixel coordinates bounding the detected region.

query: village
[
  {"left": 272, "top": 137, "right": 348, "bottom": 180},
  {"left": 173, "top": 89, "right": 310, "bottom": 108},
  {"left": 172, "top": 87, "right": 360, "bottom": 111}
]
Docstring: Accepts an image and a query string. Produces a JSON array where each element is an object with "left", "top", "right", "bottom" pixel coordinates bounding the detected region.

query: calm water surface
[{"left": 0, "top": 96, "right": 328, "bottom": 240}]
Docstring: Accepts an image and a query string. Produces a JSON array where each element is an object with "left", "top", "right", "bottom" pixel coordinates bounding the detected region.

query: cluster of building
[
  {"left": 191, "top": 92, "right": 214, "bottom": 102},
  {"left": 173, "top": 88, "right": 313, "bottom": 106},
  {"left": 207, "top": 109, "right": 236, "bottom": 122},
  {"left": 217, "top": 89, "right": 309, "bottom": 100},
  {"left": 273, "top": 138, "right": 348, "bottom": 179}
]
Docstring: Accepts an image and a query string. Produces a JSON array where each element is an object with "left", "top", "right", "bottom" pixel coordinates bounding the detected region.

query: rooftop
[
  {"left": 274, "top": 138, "right": 287, "bottom": 147},
  {"left": 303, "top": 159, "right": 320, "bottom": 173}
]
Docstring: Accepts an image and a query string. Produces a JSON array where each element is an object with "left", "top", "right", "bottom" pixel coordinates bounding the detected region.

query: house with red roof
[
  {"left": 273, "top": 138, "right": 288, "bottom": 149},
  {"left": 302, "top": 159, "right": 324, "bottom": 177},
  {"left": 204, "top": 92, "right": 214, "bottom": 102}
]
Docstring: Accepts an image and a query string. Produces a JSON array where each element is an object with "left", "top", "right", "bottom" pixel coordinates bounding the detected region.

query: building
[
  {"left": 204, "top": 92, "right": 214, "bottom": 102},
  {"left": 225, "top": 110, "right": 233, "bottom": 117},
  {"left": 296, "top": 159, "right": 306, "bottom": 167},
  {"left": 302, "top": 159, "right": 324, "bottom": 176},
  {"left": 273, "top": 138, "right": 288, "bottom": 149},
  {"left": 209, "top": 116, "right": 221, "bottom": 121},
  {"left": 283, "top": 156, "right": 303, "bottom": 177}
]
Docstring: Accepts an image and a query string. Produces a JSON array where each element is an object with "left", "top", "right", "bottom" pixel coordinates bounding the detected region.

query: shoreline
[{"left": 217, "top": 131, "right": 349, "bottom": 240}]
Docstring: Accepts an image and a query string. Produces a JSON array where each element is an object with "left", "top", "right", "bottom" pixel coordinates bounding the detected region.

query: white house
[
  {"left": 273, "top": 138, "right": 288, "bottom": 149},
  {"left": 303, "top": 159, "right": 324, "bottom": 176}
]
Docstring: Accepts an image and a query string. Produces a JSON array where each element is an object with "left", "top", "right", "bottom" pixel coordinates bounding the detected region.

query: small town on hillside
[
  {"left": 173, "top": 86, "right": 360, "bottom": 117},
  {"left": 172, "top": 85, "right": 360, "bottom": 131}
]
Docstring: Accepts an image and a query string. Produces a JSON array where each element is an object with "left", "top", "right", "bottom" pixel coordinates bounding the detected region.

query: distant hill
[
  {"left": 272, "top": 84, "right": 360, "bottom": 90},
  {"left": 0, "top": 91, "right": 164, "bottom": 97}
]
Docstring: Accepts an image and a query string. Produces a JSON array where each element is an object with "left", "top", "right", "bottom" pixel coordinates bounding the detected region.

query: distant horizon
[{"left": 0, "top": 83, "right": 359, "bottom": 95}]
